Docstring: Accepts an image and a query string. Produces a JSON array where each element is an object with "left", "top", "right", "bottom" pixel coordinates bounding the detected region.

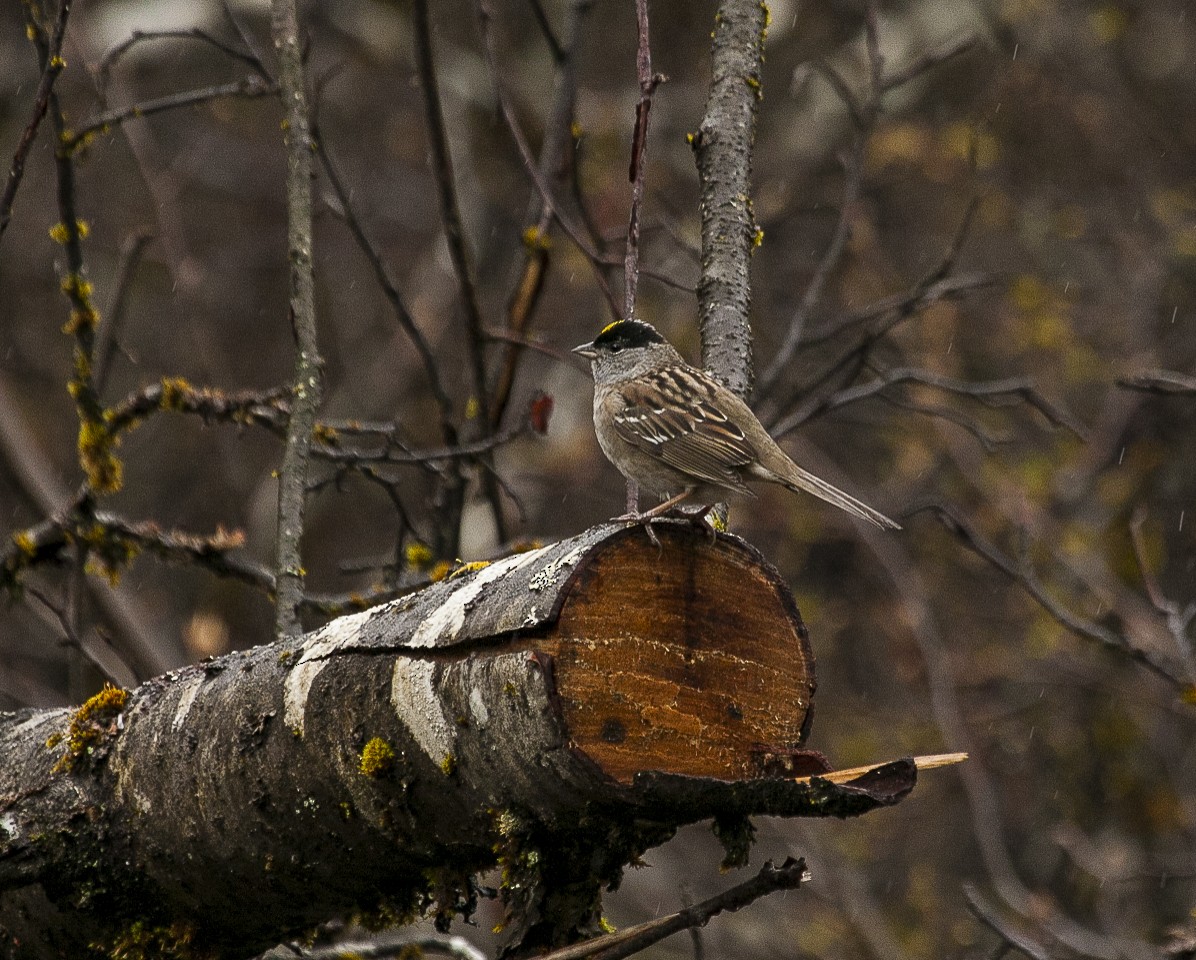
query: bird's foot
[{"left": 613, "top": 509, "right": 663, "bottom": 552}]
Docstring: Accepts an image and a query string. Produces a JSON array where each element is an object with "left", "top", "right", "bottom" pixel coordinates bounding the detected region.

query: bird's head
[{"left": 572, "top": 319, "right": 679, "bottom": 383}]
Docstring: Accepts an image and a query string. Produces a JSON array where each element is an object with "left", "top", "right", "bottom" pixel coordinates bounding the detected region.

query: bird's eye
[{"left": 609, "top": 343, "right": 623, "bottom": 353}]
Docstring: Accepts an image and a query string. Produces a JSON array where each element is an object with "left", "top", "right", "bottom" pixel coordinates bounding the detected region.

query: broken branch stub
[{"left": 0, "top": 522, "right": 916, "bottom": 957}]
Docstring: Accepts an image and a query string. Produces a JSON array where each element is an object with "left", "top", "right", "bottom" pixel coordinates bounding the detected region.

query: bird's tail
[{"left": 758, "top": 461, "right": 901, "bottom": 530}]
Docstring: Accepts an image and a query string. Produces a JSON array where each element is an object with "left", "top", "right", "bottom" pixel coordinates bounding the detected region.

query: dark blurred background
[{"left": 1, "top": 0, "right": 1194, "bottom": 956}]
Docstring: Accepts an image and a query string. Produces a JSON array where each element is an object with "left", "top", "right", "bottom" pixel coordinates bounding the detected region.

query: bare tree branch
[
  {"left": 93, "top": 228, "right": 153, "bottom": 395},
  {"left": 411, "top": 0, "right": 506, "bottom": 542},
  {"left": 313, "top": 119, "right": 457, "bottom": 445},
  {"left": 623, "top": 0, "right": 663, "bottom": 319},
  {"left": 910, "top": 501, "right": 1187, "bottom": 691},
  {"left": 271, "top": 0, "right": 322, "bottom": 639},
  {"left": 96, "top": 27, "right": 270, "bottom": 89},
  {"left": 0, "top": 0, "right": 73, "bottom": 243},
  {"left": 61, "top": 76, "right": 278, "bottom": 153},
  {"left": 692, "top": 0, "right": 768, "bottom": 399},
  {"left": 536, "top": 858, "right": 809, "bottom": 960},
  {"left": 1116, "top": 370, "right": 1196, "bottom": 395},
  {"left": 796, "top": 368, "right": 1087, "bottom": 439},
  {"left": 412, "top": 0, "right": 489, "bottom": 423},
  {"left": 475, "top": 0, "right": 620, "bottom": 317},
  {"left": 963, "top": 884, "right": 1052, "bottom": 960},
  {"left": 757, "top": 140, "right": 864, "bottom": 396}
]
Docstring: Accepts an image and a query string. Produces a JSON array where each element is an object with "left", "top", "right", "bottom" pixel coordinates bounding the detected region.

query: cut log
[
  {"left": 535, "top": 521, "right": 815, "bottom": 782},
  {"left": 0, "top": 521, "right": 915, "bottom": 959}
]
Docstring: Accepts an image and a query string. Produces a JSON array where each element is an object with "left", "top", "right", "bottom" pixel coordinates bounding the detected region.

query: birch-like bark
[
  {"left": 271, "top": 0, "right": 323, "bottom": 639},
  {"left": 693, "top": 0, "right": 768, "bottom": 400}
]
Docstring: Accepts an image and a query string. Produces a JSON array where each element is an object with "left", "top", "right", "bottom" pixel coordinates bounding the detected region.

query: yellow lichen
[
  {"left": 12, "top": 530, "right": 37, "bottom": 558},
  {"left": 59, "top": 274, "right": 94, "bottom": 301},
  {"left": 448, "top": 560, "right": 491, "bottom": 580},
  {"left": 159, "top": 377, "right": 192, "bottom": 411},
  {"left": 49, "top": 219, "right": 89, "bottom": 244},
  {"left": 428, "top": 560, "right": 453, "bottom": 583},
  {"left": 521, "top": 225, "right": 551, "bottom": 251},
  {"left": 360, "top": 737, "right": 396, "bottom": 777},
  {"left": 99, "top": 920, "right": 203, "bottom": 960},
  {"left": 53, "top": 684, "right": 129, "bottom": 772},
  {"left": 439, "top": 753, "right": 457, "bottom": 776},
  {"left": 313, "top": 422, "right": 339, "bottom": 446},
  {"left": 62, "top": 305, "right": 100, "bottom": 334},
  {"left": 405, "top": 542, "right": 434, "bottom": 570},
  {"left": 77, "top": 420, "right": 123, "bottom": 494}
]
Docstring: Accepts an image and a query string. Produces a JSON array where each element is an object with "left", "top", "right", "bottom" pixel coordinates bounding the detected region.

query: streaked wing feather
[{"left": 613, "top": 368, "right": 757, "bottom": 489}]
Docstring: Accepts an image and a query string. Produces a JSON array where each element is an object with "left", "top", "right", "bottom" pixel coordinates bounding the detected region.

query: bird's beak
[{"left": 571, "top": 341, "right": 597, "bottom": 360}]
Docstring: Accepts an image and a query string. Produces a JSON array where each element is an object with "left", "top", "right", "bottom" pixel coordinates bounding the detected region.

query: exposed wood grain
[{"left": 548, "top": 524, "right": 813, "bottom": 782}]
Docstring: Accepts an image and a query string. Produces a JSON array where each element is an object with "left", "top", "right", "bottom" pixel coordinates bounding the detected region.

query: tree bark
[
  {"left": 693, "top": 0, "right": 768, "bottom": 401},
  {"left": 0, "top": 523, "right": 917, "bottom": 958}
]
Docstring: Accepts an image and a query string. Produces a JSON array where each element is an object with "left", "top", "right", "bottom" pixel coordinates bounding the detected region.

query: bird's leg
[
  {"left": 625, "top": 478, "right": 640, "bottom": 516},
  {"left": 639, "top": 488, "right": 693, "bottom": 519},
  {"left": 615, "top": 487, "right": 694, "bottom": 552}
]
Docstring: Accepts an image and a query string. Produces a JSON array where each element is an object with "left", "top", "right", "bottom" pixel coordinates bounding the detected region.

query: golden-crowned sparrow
[{"left": 572, "top": 319, "right": 899, "bottom": 529}]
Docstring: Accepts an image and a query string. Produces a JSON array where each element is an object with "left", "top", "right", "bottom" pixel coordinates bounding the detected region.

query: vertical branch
[
  {"left": 29, "top": 3, "right": 121, "bottom": 499},
  {"left": 1, "top": 0, "right": 73, "bottom": 242},
  {"left": 691, "top": 0, "right": 768, "bottom": 400},
  {"left": 411, "top": 0, "right": 505, "bottom": 543},
  {"left": 623, "top": 0, "right": 661, "bottom": 320},
  {"left": 488, "top": 0, "right": 593, "bottom": 432},
  {"left": 411, "top": 0, "right": 488, "bottom": 423},
  {"left": 271, "top": 0, "right": 322, "bottom": 639}
]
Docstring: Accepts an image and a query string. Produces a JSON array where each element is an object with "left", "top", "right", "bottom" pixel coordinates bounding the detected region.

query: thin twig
[
  {"left": 623, "top": 0, "right": 663, "bottom": 319},
  {"left": 412, "top": 0, "right": 489, "bottom": 423},
  {"left": 1116, "top": 369, "right": 1196, "bottom": 395},
  {"left": 963, "top": 884, "right": 1052, "bottom": 960},
  {"left": 316, "top": 419, "right": 534, "bottom": 467},
  {"left": 1129, "top": 507, "right": 1196, "bottom": 672},
  {"left": 0, "top": 0, "right": 73, "bottom": 242},
  {"left": 877, "top": 392, "right": 1008, "bottom": 452},
  {"left": 61, "top": 76, "right": 277, "bottom": 153},
  {"left": 536, "top": 858, "right": 809, "bottom": 960},
  {"left": 525, "top": 0, "right": 565, "bottom": 62},
  {"left": 271, "top": 0, "right": 322, "bottom": 639},
  {"left": 411, "top": 0, "right": 506, "bottom": 541},
  {"left": 475, "top": 0, "right": 619, "bottom": 316},
  {"left": 94, "top": 228, "right": 153, "bottom": 394},
  {"left": 97, "top": 27, "right": 270, "bottom": 89},
  {"left": 105, "top": 380, "right": 290, "bottom": 436},
  {"left": 881, "top": 34, "right": 977, "bottom": 92},
  {"left": 487, "top": 0, "right": 591, "bottom": 432},
  {"left": 758, "top": 140, "right": 864, "bottom": 396},
  {"left": 800, "top": 272, "right": 993, "bottom": 349},
  {"left": 27, "top": 586, "right": 138, "bottom": 689},
  {"left": 313, "top": 117, "right": 456, "bottom": 445},
  {"left": 808, "top": 368, "right": 1086, "bottom": 438},
  {"left": 768, "top": 197, "right": 982, "bottom": 436},
  {"left": 910, "top": 501, "right": 1186, "bottom": 690}
]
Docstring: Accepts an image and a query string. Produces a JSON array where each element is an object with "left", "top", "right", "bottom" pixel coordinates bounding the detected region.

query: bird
[{"left": 572, "top": 318, "right": 900, "bottom": 530}]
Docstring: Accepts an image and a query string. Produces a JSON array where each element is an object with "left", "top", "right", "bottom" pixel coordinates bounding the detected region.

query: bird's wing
[{"left": 612, "top": 366, "right": 758, "bottom": 489}]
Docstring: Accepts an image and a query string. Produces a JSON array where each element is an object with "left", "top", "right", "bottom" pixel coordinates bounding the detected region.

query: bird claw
[{"left": 613, "top": 511, "right": 664, "bottom": 553}]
